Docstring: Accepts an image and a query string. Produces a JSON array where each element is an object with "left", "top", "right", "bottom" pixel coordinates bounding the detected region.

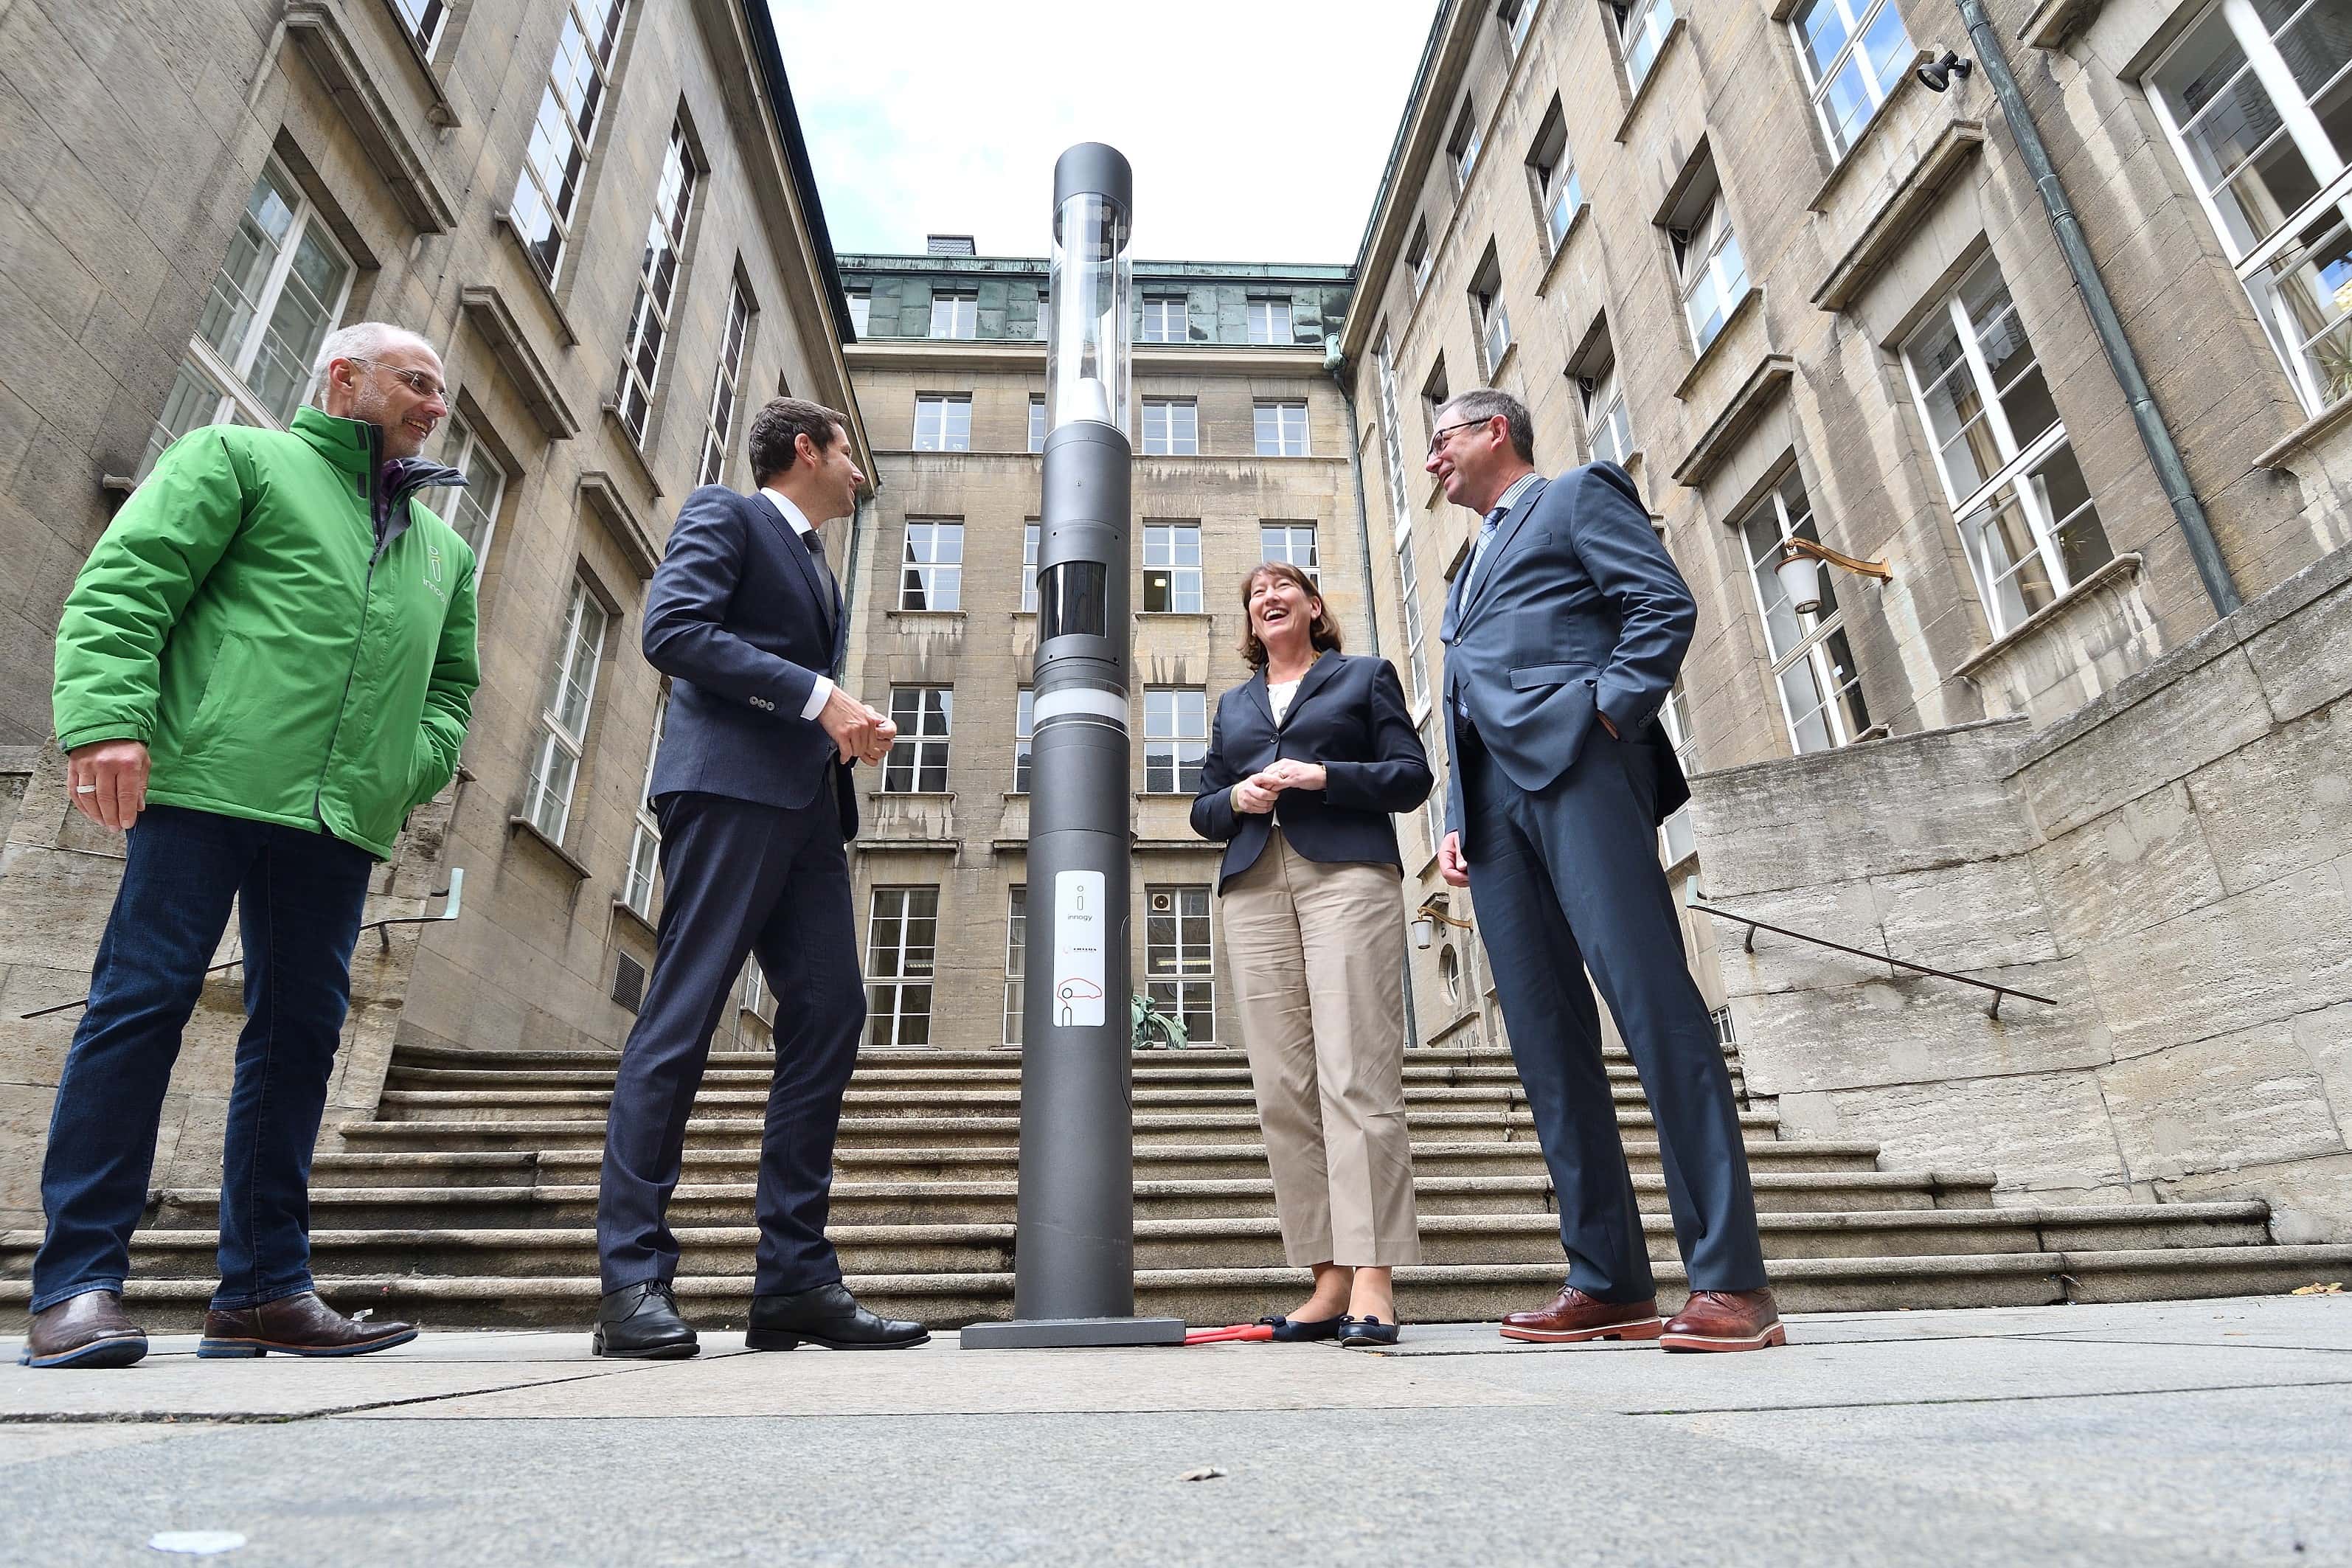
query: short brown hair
[
  {"left": 1438, "top": 387, "right": 1535, "bottom": 464},
  {"left": 747, "top": 397, "right": 848, "bottom": 485},
  {"left": 1236, "top": 561, "right": 1344, "bottom": 670}
]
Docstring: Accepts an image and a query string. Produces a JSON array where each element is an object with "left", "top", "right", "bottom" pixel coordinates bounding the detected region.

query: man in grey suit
[
  {"left": 593, "top": 398, "right": 927, "bottom": 1358},
  {"left": 1429, "top": 388, "right": 1781, "bottom": 1353}
]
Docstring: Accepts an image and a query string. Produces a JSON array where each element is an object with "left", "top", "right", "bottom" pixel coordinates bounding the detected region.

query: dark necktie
[{"left": 799, "top": 525, "right": 838, "bottom": 617}]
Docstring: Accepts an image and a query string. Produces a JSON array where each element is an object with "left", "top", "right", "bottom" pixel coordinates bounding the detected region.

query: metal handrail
[
  {"left": 1687, "top": 895, "right": 2054, "bottom": 1020},
  {"left": 18, "top": 869, "right": 465, "bottom": 1021}
]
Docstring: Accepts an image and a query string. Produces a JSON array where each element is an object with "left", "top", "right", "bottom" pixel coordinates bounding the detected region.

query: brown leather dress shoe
[
  {"left": 198, "top": 1291, "right": 418, "bottom": 1359},
  {"left": 1662, "top": 1288, "right": 1786, "bottom": 1352},
  {"left": 21, "top": 1291, "right": 148, "bottom": 1369},
  {"left": 1498, "top": 1286, "right": 1663, "bottom": 1344}
]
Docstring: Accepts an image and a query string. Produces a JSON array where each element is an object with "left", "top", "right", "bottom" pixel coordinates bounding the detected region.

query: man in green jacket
[{"left": 21, "top": 322, "right": 481, "bottom": 1369}]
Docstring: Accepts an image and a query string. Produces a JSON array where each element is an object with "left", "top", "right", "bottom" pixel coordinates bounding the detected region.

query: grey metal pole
[
  {"left": 962, "top": 143, "right": 1184, "bottom": 1350},
  {"left": 1952, "top": 0, "right": 2241, "bottom": 618}
]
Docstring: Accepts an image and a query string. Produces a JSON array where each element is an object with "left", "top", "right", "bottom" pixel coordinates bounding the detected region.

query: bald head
[{"left": 314, "top": 321, "right": 448, "bottom": 459}]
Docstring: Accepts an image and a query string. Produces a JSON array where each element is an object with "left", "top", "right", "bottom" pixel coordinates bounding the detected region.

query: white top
[
  {"left": 759, "top": 487, "right": 835, "bottom": 721},
  {"left": 1267, "top": 678, "right": 1302, "bottom": 725}
]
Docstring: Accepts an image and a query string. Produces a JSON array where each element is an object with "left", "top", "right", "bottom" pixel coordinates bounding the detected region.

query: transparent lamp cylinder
[{"left": 1047, "top": 190, "right": 1131, "bottom": 435}]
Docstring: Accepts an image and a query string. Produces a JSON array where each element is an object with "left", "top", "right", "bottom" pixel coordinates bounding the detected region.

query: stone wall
[{"left": 1692, "top": 544, "right": 2352, "bottom": 1243}]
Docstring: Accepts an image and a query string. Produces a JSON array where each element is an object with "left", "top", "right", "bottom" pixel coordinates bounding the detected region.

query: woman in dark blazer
[{"left": 1190, "top": 561, "right": 1432, "bottom": 1346}]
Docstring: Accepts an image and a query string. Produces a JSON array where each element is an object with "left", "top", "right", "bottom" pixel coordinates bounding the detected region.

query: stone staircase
[{"left": 7, "top": 1040, "right": 2348, "bottom": 1330}]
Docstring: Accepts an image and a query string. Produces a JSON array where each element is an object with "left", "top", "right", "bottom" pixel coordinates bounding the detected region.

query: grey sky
[{"left": 774, "top": 1, "right": 1442, "bottom": 264}]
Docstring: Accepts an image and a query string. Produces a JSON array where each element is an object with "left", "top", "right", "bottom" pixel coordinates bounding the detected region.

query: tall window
[
  {"left": 1260, "top": 523, "right": 1319, "bottom": 579},
  {"left": 1657, "top": 681, "right": 1698, "bottom": 864},
  {"left": 510, "top": 0, "right": 629, "bottom": 282},
  {"left": 1419, "top": 715, "right": 1446, "bottom": 858},
  {"left": 1396, "top": 535, "right": 1432, "bottom": 708},
  {"left": 1503, "top": 0, "right": 1537, "bottom": 53},
  {"left": 1146, "top": 887, "right": 1215, "bottom": 1044},
  {"left": 697, "top": 280, "right": 753, "bottom": 485},
  {"left": 524, "top": 578, "right": 609, "bottom": 843},
  {"left": 847, "top": 288, "right": 871, "bottom": 336},
  {"left": 1617, "top": 0, "right": 1675, "bottom": 86},
  {"left": 1902, "top": 257, "right": 2112, "bottom": 634},
  {"left": 1143, "top": 524, "right": 1204, "bottom": 611},
  {"left": 1013, "top": 690, "right": 1035, "bottom": 792},
  {"left": 1143, "top": 689, "right": 1208, "bottom": 792},
  {"left": 1741, "top": 471, "right": 1873, "bottom": 753},
  {"left": 623, "top": 686, "right": 669, "bottom": 916},
  {"left": 1672, "top": 188, "right": 1750, "bottom": 353},
  {"left": 614, "top": 121, "right": 697, "bottom": 445},
  {"left": 929, "top": 289, "right": 977, "bottom": 339},
  {"left": 392, "top": 0, "right": 448, "bottom": 56},
  {"left": 1140, "top": 294, "right": 1188, "bottom": 342},
  {"left": 429, "top": 415, "right": 508, "bottom": 562},
  {"left": 1376, "top": 330, "right": 1415, "bottom": 533},
  {"left": 866, "top": 887, "right": 939, "bottom": 1048},
  {"left": 1407, "top": 223, "right": 1435, "bottom": 299},
  {"left": 913, "top": 394, "right": 972, "bottom": 451},
  {"left": 741, "top": 959, "right": 768, "bottom": 1018},
  {"left": 1028, "top": 395, "right": 1047, "bottom": 452},
  {"left": 1002, "top": 885, "right": 1028, "bottom": 1047},
  {"left": 142, "top": 161, "right": 354, "bottom": 475},
  {"left": 1247, "top": 298, "right": 1294, "bottom": 344},
  {"left": 1254, "top": 400, "right": 1309, "bottom": 456},
  {"left": 1529, "top": 102, "right": 1584, "bottom": 254},
  {"left": 1471, "top": 251, "right": 1511, "bottom": 378},
  {"left": 1791, "top": 0, "right": 1914, "bottom": 155},
  {"left": 1022, "top": 522, "right": 1041, "bottom": 611},
  {"left": 1034, "top": 290, "right": 1050, "bottom": 338},
  {"left": 900, "top": 520, "right": 965, "bottom": 610},
  {"left": 884, "top": 687, "right": 952, "bottom": 791},
  {"left": 1141, "top": 398, "right": 1199, "bottom": 455},
  {"left": 1450, "top": 102, "right": 1485, "bottom": 190},
  {"left": 2151, "top": 0, "right": 2352, "bottom": 412},
  {"left": 1581, "top": 358, "right": 1635, "bottom": 467},
  {"left": 1420, "top": 360, "right": 1451, "bottom": 449}
]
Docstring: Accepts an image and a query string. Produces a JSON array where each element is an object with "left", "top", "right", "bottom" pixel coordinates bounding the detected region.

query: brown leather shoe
[
  {"left": 21, "top": 1291, "right": 148, "bottom": 1369},
  {"left": 198, "top": 1291, "right": 417, "bottom": 1359},
  {"left": 1499, "top": 1286, "right": 1663, "bottom": 1344},
  {"left": 1662, "top": 1288, "right": 1786, "bottom": 1352}
]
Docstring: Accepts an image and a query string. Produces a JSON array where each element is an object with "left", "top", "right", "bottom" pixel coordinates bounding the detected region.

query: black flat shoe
[
  {"left": 749, "top": 1282, "right": 929, "bottom": 1350},
  {"left": 1339, "top": 1315, "right": 1401, "bottom": 1347},
  {"left": 1257, "top": 1314, "right": 1345, "bottom": 1343}
]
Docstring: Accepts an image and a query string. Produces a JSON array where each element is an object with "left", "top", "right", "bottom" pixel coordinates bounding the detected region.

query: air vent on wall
[{"left": 613, "top": 953, "right": 646, "bottom": 1013}]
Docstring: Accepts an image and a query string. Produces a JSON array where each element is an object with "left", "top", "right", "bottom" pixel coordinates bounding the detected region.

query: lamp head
[
  {"left": 1775, "top": 543, "right": 1825, "bottom": 617},
  {"left": 1917, "top": 49, "right": 1973, "bottom": 91}
]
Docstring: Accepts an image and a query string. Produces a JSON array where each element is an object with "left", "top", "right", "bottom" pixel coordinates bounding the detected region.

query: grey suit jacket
[
  {"left": 1438, "top": 462, "right": 1693, "bottom": 849},
  {"left": 642, "top": 485, "right": 857, "bottom": 838}
]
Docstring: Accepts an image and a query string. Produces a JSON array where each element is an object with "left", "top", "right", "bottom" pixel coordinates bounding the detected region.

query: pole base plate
[{"left": 958, "top": 1316, "right": 1188, "bottom": 1350}]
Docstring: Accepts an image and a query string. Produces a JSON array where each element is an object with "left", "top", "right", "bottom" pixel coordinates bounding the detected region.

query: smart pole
[{"left": 961, "top": 144, "right": 1185, "bottom": 1350}]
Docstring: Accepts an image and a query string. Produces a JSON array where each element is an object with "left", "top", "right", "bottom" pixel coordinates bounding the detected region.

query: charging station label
[{"left": 1052, "top": 870, "right": 1108, "bottom": 1027}]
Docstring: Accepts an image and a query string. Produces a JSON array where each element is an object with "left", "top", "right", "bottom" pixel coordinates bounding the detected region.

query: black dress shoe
[
  {"left": 1257, "top": 1314, "right": 1345, "bottom": 1343},
  {"left": 1339, "top": 1315, "right": 1401, "bottom": 1347},
  {"left": 592, "top": 1281, "right": 698, "bottom": 1359},
  {"left": 21, "top": 1291, "right": 148, "bottom": 1369},
  {"left": 747, "top": 1282, "right": 929, "bottom": 1350}
]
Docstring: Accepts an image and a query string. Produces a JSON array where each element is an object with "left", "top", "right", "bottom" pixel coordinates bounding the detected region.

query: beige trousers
[{"left": 1218, "top": 830, "right": 1420, "bottom": 1266}]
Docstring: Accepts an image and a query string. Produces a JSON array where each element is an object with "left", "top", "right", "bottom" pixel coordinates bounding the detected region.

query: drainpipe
[
  {"left": 1328, "top": 339, "right": 1421, "bottom": 1051},
  {"left": 1954, "top": 0, "right": 2241, "bottom": 617}
]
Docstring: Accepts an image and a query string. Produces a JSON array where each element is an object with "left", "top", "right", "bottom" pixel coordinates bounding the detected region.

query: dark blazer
[
  {"left": 642, "top": 485, "right": 857, "bottom": 838},
  {"left": 1437, "top": 462, "right": 1692, "bottom": 850},
  {"left": 1190, "top": 651, "right": 1432, "bottom": 890}
]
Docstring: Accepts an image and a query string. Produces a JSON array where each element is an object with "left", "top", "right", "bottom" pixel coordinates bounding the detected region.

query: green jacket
[{"left": 53, "top": 407, "right": 481, "bottom": 859}]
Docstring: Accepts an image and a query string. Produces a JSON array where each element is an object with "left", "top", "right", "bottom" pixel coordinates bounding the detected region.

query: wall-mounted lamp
[
  {"left": 1411, "top": 895, "right": 1476, "bottom": 951},
  {"left": 1916, "top": 49, "right": 1974, "bottom": 91},
  {"left": 1775, "top": 536, "right": 1894, "bottom": 617}
]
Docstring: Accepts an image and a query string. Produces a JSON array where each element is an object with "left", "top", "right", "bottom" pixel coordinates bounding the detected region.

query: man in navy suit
[
  {"left": 593, "top": 398, "right": 927, "bottom": 1358},
  {"left": 1429, "top": 388, "right": 1780, "bottom": 1353}
]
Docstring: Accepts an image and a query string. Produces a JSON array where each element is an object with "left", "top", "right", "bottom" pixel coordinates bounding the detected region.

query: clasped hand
[
  {"left": 1232, "top": 757, "right": 1326, "bottom": 814},
  {"left": 818, "top": 687, "right": 897, "bottom": 766}
]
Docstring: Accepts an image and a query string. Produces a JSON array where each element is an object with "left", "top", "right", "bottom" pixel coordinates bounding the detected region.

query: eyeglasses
[
  {"left": 1426, "top": 418, "right": 1490, "bottom": 456},
  {"left": 345, "top": 356, "right": 447, "bottom": 401}
]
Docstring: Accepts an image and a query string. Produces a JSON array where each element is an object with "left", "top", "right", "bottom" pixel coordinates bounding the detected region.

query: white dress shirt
[{"left": 760, "top": 486, "right": 836, "bottom": 721}]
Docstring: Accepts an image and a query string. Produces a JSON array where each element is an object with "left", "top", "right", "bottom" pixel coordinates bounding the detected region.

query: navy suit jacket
[
  {"left": 642, "top": 485, "right": 857, "bottom": 839},
  {"left": 1438, "top": 462, "right": 1693, "bottom": 850},
  {"left": 1190, "top": 652, "right": 1432, "bottom": 890}
]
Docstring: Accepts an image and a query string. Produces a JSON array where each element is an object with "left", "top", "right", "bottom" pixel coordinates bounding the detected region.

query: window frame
[
  {"left": 1246, "top": 297, "right": 1295, "bottom": 345},
  {"left": 508, "top": 0, "right": 630, "bottom": 283},
  {"left": 523, "top": 577, "right": 611, "bottom": 844},
  {"left": 1142, "top": 523, "right": 1205, "bottom": 613},
  {"left": 865, "top": 885, "right": 940, "bottom": 1048},
  {"left": 1450, "top": 101, "right": 1485, "bottom": 190},
  {"left": 391, "top": 0, "right": 450, "bottom": 56},
  {"left": 622, "top": 683, "right": 669, "bottom": 916},
  {"left": 614, "top": 118, "right": 698, "bottom": 446},
  {"left": 1579, "top": 357, "right": 1635, "bottom": 467},
  {"left": 929, "top": 288, "right": 978, "bottom": 339},
  {"left": 1142, "top": 687, "right": 1209, "bottom": 794},
  {"left": 1789, "top": 0, "right": 1915, "bottom": 156},
  {"left": 1656, "top": 679, "right": 1697, "bottom": 865},
  {"left": 1617, "top": 0, "right": 1676, "bottom": 88},
  {"left": 847, "top": 287, "right": 871, "bottom": 336},
  {"left": 1252, "top": 398, "right": 1310, "bottom": 457},
  {"left": 1145, "top": 884, "right": 1215, "bottom": 1044},
  {"left": 1139, "top": 294, "right": 1189, "bottom": 344},
  {"left": 1738, "top": 471, "right": 1873, "bottom": 755},
  {"left": 1002, "top": 884, "right": 1027, "bottom": 1047},
  {"left": 898, "top": 519, "right": 965, "bottom": 611},
  {"left": 1140, "top": 397, "right": 1199, "bottom": 455},
  {"left": 1028, "top": 395, "right": 1047, "bottom": 453},
  {"left": 883, "top": 686, "right": 953, "bottom": 793},
  {"left": 1672, "top": 191, "right": 1750, "bottom": 353},
  {"left": 912, "top": 393, "right": 973, "bottom": 451},
  {"left": 1395, "top": 533, "right": 1432, "bottom": 710},
  {"left": 1260, "top": 522, "right": 1319, "bottom": 580},
  {"left": 695, "top": 277, "right": 753, "bottom": 486},
  {"left": 1021, "top": 521, "right": 1041, "bottom": 612},
  {"left": 1013, "top": 690, "right": 1035, "bottom": 794}
]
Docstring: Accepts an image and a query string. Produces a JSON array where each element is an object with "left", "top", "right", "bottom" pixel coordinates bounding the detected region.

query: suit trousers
[
  {"left": 597, "top": 788, "right": 865, "bottom": 1296},
  {"left": 1459, "top": 725, "right": 1766, "bottom": 1301},
  {"left": 1218, "top": 830, "right": 1420, "bottom": 1267}
]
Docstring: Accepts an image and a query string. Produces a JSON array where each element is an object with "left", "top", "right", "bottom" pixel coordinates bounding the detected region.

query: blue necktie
[{"left": 1463, "top": 503, "right": 1508, "bottom": 601}]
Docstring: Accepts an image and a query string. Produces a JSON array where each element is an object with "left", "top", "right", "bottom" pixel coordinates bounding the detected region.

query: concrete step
[
  {"left": 336, "top": 1107, "right": 1789, "bottom": 1152},
  {"left": 377, "top": 1062, "right": 1730, "bottom": 1094},
  {"left": 146, "top": 1169, "right": 2000, "bottom": 1230},
  {"left": 306, "top": 1138, "right": 1891, "bottom": 1187},
  {"left": 13, "top": 1243, "right": 2347, "bottom": 1331},
  {"left": 382, "top": 1043, "right": 1734, "bottom": 1077},
  {"left": 7, "top": 1202, "right": 2276, "bottom": 1282}
]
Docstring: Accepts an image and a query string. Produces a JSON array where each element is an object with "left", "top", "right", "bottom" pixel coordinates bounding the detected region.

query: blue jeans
[{"left": 31, "top": 805, "right": 375, "bottom": 1313}]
